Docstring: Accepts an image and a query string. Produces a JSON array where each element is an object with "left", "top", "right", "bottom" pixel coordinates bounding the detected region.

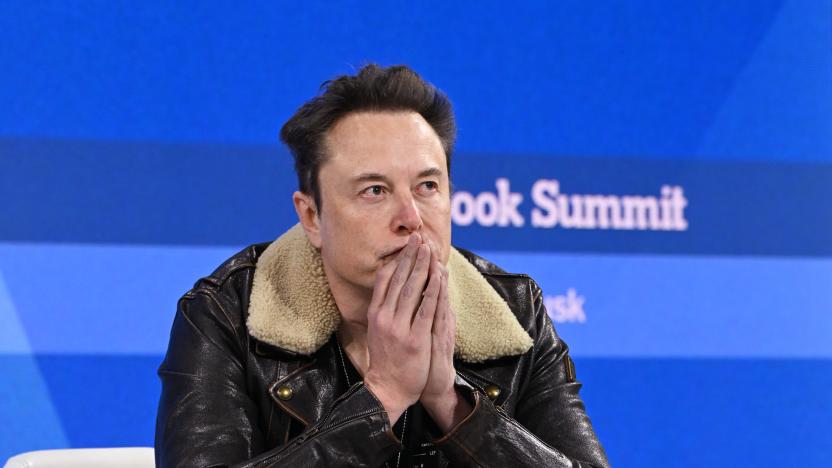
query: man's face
[{"left": 312, "top": 111, "right": 452, "bottom": 294}]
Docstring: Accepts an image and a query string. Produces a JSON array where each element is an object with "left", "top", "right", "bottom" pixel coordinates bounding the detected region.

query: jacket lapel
[{"left": 267, "top": 344, "right": 341, "bottom": 428}]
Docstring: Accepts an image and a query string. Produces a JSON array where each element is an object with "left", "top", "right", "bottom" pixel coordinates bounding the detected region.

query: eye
[
  {"left": 361, "top": 185, "right": 386, "bottom": 197},
  {"left": 420, "top": 180, "right": 439, "bottom": 192}
]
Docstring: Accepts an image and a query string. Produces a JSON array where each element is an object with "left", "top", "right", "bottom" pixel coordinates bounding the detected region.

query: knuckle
[
  {"left": 372, "top": 312, "right": 390, "bottom": 327},
  {"left": 390, "top": 273, "right": 402, "bottom": 286},
  {"left": 368, "top": 318, "right": 382, "bottom": 331}
]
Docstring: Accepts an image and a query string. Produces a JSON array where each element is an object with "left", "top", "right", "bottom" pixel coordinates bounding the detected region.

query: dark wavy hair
[{"left": 280, "top": 64, "right": 456, "bottom": 213}]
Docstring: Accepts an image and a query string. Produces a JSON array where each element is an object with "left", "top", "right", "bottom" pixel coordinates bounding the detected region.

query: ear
[{"left": 293, "top": 191, "right": 322, "bottom": 248}]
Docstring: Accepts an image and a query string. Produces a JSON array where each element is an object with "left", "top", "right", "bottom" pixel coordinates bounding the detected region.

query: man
[{"left": 156, "top": 64, "right": 609, "bottom": 467}]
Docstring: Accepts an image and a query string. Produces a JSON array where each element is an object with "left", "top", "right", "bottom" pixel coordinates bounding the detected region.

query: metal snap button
[
  {"left": 276, "top": 385, "right": 293, "bottom": 401},
  {"left": 485, "top": 385, "right": 501, "bottom": 400}
]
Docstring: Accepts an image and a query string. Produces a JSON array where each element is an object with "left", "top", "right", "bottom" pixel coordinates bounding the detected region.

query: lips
[{"left": 381, "top": 245, "right": 408, "bottom": 259}]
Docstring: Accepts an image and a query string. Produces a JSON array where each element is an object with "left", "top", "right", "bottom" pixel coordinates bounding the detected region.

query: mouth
[{"left": 380, "top": 245, "right": 408, "bottom": 260}]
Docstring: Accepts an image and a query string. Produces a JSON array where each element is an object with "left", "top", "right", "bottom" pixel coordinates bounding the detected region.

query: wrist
[
  {"left": 421, "top": 387, "right": 472, "bottom": 433},
  {"left": 420, "top": 386, "right": 457, "bottom": 412},
  {"left": 364, "top": 378, "right": 411, "bottom": 425}
]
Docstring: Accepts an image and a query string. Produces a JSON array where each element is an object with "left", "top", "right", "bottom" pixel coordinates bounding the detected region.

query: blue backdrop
[{"left": 1, "top": 1, "right": 830, "bottom": 466}]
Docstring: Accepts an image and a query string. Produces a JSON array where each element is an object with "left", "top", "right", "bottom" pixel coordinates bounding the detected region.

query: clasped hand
[{"left": 363, "top": 232, "right": 460, "bottom": 428}]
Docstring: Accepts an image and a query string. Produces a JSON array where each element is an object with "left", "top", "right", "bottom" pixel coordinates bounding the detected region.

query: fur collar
[{"left": 247, "top": 224, "right": 533, "bottom": 363}]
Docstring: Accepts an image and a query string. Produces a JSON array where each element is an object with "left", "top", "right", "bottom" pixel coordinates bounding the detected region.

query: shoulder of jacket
[
  {"left": 454, "top": 246, "right": 537, "bottom": 284},
  {"left": 183, "top": 241, "right": 272, "bottom": 297},
  {"left": 453, "top": 246, "right": 544, "bottom": 314}
]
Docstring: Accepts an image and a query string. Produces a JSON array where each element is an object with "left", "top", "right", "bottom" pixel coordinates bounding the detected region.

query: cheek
[
  {"left": 420, "top": 192, "right": 451, "bottom": 213},
  {"left": 320, "top": 217, "right": 363, "bottom": 264},
  {"left": 321, "top": 201, "right": 366, "bottom": 235},
  {"left": 321, "top": 210, "right": 380, "bottom": 255},
  {"left": 419, "top": 198, "right": 450, "bottom": 226},
  {"left": 419, "top": 198, "right": 452, "bottom": 261}
]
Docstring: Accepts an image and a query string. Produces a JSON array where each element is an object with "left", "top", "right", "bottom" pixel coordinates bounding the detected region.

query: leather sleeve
[
  {"left": 431, "top": 280, "right": 610, "bottom": 468},
  {"left": 155, "top": 292, "right": 400, "bottom": 468},
  {"left": 235, "top": 383, "right": 401, "bottom": 468}
]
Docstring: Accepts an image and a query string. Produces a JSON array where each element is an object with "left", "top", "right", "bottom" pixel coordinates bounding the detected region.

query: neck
[
  {"left": 336, "top": 320, "right": 371, "bottom": 377},
  {"left": 326, "top": 272, "right": 372, "bottom": 375}
]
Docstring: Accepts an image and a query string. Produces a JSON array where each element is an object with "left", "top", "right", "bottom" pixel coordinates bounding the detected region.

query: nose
[{"left": 391, "top": 192, "right": 423, "bottom": 234}]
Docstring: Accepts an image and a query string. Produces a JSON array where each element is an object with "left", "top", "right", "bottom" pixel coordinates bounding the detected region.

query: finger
[
  {"left": 445, "top": 274, "right": 456, "bottom": 334},
  {"left": 368, "top": 256, "right": 400, "bottom": 314},
  {"left": 441, "top": 272, "right": 456, "bottom": 343},
  {"left": 394, "top": 243, "right": 431, "bottom": 326},
  {"left": 381, "top": 233, "right": 421, "bottom": 313},
  {"left": 427, "top": 240, "right": 440, "bottom": 273},
  {"left": 433, "top": 269, "right": 450, "bottom": 336},
  {"left": 437, "top": 272, "right": 457, "bottom": 357},
  {"left": 426, "top": 239, "right": 442, "bottom": 299},
  {"left": 411, "top": 259, "right": 441, "bottom": 336}
]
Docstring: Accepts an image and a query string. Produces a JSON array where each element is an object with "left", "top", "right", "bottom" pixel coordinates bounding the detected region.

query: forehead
[{"left": 322, "top": 111, "right": 447, "bottom": 175}]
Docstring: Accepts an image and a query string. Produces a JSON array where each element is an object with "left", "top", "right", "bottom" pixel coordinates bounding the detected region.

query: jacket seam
[
  {"left": 190, "top": 252, "right": 257, "bottom": 294},
  {"left": 446, "top": 432, "right": 487, "bottom": 467},
  {"left": 178, "top": 299, "right": 246, "bottom": 374},
  {"left": 210, "top": 247, "right": 259, "bottom": 285},
  {"left": 214, "top": 262, "right": 255, "bottom": 286},
  {"left": 197, "top": 289, "right": 240, "bottom": 335},
  {"left": 482, "top": 271, "right": 532, "bottom": 280},
  {"left": 265, "top": 403, "right": 275, "bottom": 438},
  {"left": 493, "top": 404, "right": 563, "bottom": 455},
  {"left": 259, "top": 410, "right": 389, "bottom": 467},
  {"left": 531, "top": 281, "right": 542, "bottom": 304}
]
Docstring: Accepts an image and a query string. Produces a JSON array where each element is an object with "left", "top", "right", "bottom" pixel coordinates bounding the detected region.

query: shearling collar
[{"left": 247, "top": 224, "right": 533, "bottom": 363}]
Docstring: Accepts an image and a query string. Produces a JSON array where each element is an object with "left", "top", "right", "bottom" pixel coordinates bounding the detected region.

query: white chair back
[{"left": 4, "top": 448, "right": 154, "bottom": 468}]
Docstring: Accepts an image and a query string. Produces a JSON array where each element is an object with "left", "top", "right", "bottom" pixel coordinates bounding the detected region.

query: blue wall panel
[{"left": 1, "top": 0, "right": 830, "bottom": 466}]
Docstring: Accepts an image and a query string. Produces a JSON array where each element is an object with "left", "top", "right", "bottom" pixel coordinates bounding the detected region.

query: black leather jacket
[{"left": 155, "top": 236, "right": 609, "bottom": 468}]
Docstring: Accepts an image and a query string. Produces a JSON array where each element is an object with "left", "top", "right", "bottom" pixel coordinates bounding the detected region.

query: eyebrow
[{"left": 350, "top": 167, "right": 444, "bottom": 185}]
